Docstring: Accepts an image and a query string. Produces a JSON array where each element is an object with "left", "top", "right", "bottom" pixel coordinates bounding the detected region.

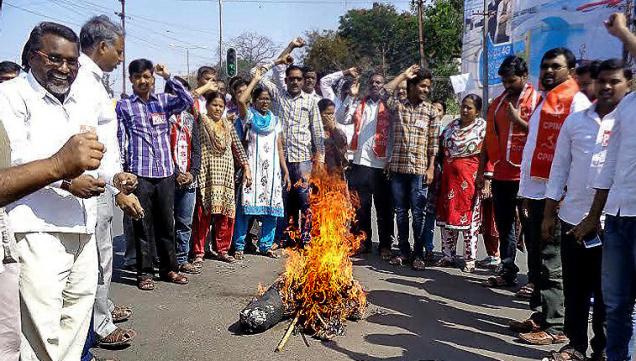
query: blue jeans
[
  {"left": 603, "top": 215, "right": 636, "bottom": 361},
  {"left": 423, "top": 211, "right": 435, "bottom": 253},
  {"left": 234, "top": 214, "right": 278, "bottom": 252},
  {"left": 174, "top": 186, "right": 196, "bottom": 265},
  {"left": 286, "top": 160, "right": 312, "bottom": 244},
  {"left": 391, "top": 173, "right": 428, "bottom": 258}
]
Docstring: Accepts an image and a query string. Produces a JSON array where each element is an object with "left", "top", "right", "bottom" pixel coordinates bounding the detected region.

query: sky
[{"left": 0, "top": 0, "right": 413, "bottom": 93}]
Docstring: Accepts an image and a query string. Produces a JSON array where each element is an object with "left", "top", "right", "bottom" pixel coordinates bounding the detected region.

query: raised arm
[
  {"left": 335, "top": 81, "right": 360, "bottom": 126},
  {"left": 385, "top": 64, "right": 420, "bottom": 94},
  {"left": 155, "top": 64, "right": 194, "bottom": 116},
  {"left": 239, "top": 67, "right": 266, "bottom": 119},
  {"left": 320, "top": 67, "right": 359, "bottom": 102},
  {"left": 606, "top": 12, "right": 636, "bottom": 59}
]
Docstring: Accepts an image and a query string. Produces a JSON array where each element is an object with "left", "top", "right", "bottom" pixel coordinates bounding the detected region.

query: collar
[
  {"left": 130, "top": 91, "right": 159, "bottom": 103},
  {"left": 26, "top": 71, "right": 77, "bottom": 104},
  {"left": 287, "top": 90, "right": 307, "bottom": 100},
  {"left": 585, "top": 102, "right": 617, "bottom": 123},
  {"left": 79, "top": 53, "right": 103, "bottom": 81}
]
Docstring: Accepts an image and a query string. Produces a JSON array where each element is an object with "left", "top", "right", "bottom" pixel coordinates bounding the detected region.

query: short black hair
[
  {"left": 318, "top": 98, "right": 336, "bottom": 113},
  {"left": 251, "top": 87, "right": 270, "bottom": 103},
  {"left": 463, "top": 94, "right": 483, "bottom": 112},
  {"left": 498, "top": 56, "right": 529, "bottom": 78},
  {"left": 203, "top": 91, "right": 226, "bottom": 106},
  {"left": 541, "top": 47, "right": 577, "bottom": 69},
  {"left": 197, "top": 66, "right": 216, "bottom": 80},
  {"left": 576, "top": 60, "right": 601, "bottom": 77},
  {"left": 80, "top": 15, "right": 123, "bottom": 52},
  {"left": 285, "top": 65, "right": 303, "bottom": 77},
  {"left": 302, "top": 66, "right": 316, "bottom": 77},
  {"left": 25, "top": 22, "right": 79, "bottom": 70},
  {"left": 231, "top": 78, "right": 248, "bottom": 94},
  {"left": 433, "top": 99, "right": 447, "bottom": 114},
  {"left": 594, "top": 58, "right": 633, "bottom": 80},
  {"left": 407, "top": 68, "right": 433, "bottom": 88},
  {"left": 164, "top": 75, "right": 190, "bottom": 94},
  {"left": 0, "top": 61, "right": 21, "bottom": 74},
  {"left": 129, "top": 58, "right": 153, "bottom": 76}
]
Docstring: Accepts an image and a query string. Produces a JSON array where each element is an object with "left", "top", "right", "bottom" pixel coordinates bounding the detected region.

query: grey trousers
[{"left": 94, "top": 191, "right": 117, "bottom": 338}]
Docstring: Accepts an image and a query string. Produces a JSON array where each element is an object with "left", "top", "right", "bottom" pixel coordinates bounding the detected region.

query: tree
[
  {"left": 302, "top": 30, "right": 355, "bottom": 75},
  {"left": 224, "top": 32, "right": 279, "bottom": 78}
]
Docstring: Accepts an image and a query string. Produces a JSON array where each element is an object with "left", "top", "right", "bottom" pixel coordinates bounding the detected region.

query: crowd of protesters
[{"left": 0, "top": 10, "right": 635, "bottom": 361}]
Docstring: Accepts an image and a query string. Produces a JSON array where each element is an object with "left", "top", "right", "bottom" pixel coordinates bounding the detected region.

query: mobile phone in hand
[{"left": 583, "top": 233, "right": 602, "bottom": 249}]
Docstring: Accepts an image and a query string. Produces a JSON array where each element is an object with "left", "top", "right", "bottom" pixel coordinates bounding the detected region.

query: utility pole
[
  {"left": 416, "top": 0, "right": 428, "bottom": 68},
  {"left": 116, "top": 0, "right": 126, "bottom": 95},
  {"left": 482, "top": 0, "right": 489, "bottom": 118},
  {"left": 170, "top": 44, "right": 208, "bottom": 83},
  {"left": 218, "top": 0, "right": 223, "bottom": 78}
]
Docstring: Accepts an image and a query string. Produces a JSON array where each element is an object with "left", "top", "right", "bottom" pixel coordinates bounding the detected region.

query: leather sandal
[
  {"left": 97, "top": 327, "right": 137, "bottom": 349},
  {"left": 137, "top": 276, "right": 155, "bottom": 291},
  {"left": 179, "top": 262, "right": 202, "bottom": 274},
  {"left": 541, "top": 347, "right": 586, "bottom": 361},
  {"left": 111, "top": 305, "right": 132, "bottom": 323},
  {"left": 216, "top": 252, "right": 236, "bottom": 263},
  {"left": 519, "top": 330, "right": 568, "bottom": 345},
  {"left": 509, "top": 317, "right": 542, "bottom": 333},
  {"left": 159, "top": 271, "right": 188, "bottom": 285},
  {"left": 262, "top": 249, "right": 279, "bottom": 259}
]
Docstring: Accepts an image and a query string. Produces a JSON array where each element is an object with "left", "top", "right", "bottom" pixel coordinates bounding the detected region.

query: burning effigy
[{"left": 238, "top": 167, "right": 367, "bottom": 351}]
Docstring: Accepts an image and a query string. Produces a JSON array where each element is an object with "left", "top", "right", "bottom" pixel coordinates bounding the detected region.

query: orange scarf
[
  {"left": 349, "top": 97, "right": 391, "bottom": 158},
  {"left": 530, "top": 78, "right": 579, "bottom": 179},
  {"left": 486, "top": 83, "right": 539, "bottom": 167}
]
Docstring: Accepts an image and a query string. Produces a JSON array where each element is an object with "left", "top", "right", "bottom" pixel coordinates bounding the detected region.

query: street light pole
[
  {"left": 170, "top": 44, "right": 208, "bottom": 83},
  {"left": 219, "top": 0, "right": 223, "bottom": 78}
]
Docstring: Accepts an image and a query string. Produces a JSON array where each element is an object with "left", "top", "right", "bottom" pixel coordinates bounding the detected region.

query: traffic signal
[{"left": 226, "top": 48, "right": 237, "bottom": 77}]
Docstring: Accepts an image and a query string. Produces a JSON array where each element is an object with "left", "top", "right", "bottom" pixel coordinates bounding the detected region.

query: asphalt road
[{"left": 95, "top": 214, "right": 570, "bottom": 361}]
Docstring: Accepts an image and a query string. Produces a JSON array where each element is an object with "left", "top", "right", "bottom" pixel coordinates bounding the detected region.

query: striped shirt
[
  {"left": 116, "top": 76, "right": 194, "bottom": 178},
  {"left": 386, "top": 95, "right": 440, "bottom": 175},
  {"left": 260, "top": 72, "right": 325, "bottom": 163}
]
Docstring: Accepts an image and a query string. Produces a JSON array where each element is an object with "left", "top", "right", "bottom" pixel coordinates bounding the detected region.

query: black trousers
[
  {"left": 133, "top": 175, "right": 178, "bottom": 277},
  {"left": 492, "top": 180, "right": 521, "bottom": 282},
  {"left": 524, "top": 199, "right": 564, "bottom": 334},
  {"left": 347, "top": 164, "right": 394, "bottom": 250},
  {"left": 561, "top": 221, "right": 606, "bottom": 354}
]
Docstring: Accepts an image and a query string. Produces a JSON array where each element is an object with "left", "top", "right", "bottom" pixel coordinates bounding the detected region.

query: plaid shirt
[
  {"left": 385, "top": 95, "right": 440, "bottom": 175},
  {"left": 260, "top": 74, "right": 324, "bottom": 163},
  {"left": 116, "top": 76, "right": 194, "bottom": 178}
]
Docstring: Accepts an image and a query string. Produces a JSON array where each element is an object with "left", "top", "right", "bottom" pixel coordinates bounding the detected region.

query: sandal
[
  {"left": 179, "top": 262, "right": 202, "bottom": 274},
  {"left": 389, "top": 255, "right": 409, "bottom": 266},
  {"left": 192, "top": 256, "right": 204, "bottom": 268},
  {"left": 484, "top": 275, "right": 517, "bottom": 288},
  {"left": 97, "top": 327, "right": 137, "bottom": 349},
  {"left": 519, "top": 330, "right": 568, "bottom": 345},
  {"left": 137, "top": 276, "right": 155, "bottom": 291},
  {"left": 461, "top": 261, "right": 476, "bottom": 273},
  {"left": 262, "top": 249, "right": 279, "bottom": 259},
  {"left": 434, "top": 258, "right": 455, "bottom": 267},
  {"left": 216, "top": 252, "right": 236, "bottom": 263},
  {"left": 111, "top": 305, "right": 132, "bottom": 323},
  {"left": 516, "top": 283, "right": 534, "bottom": 299},
  {"left": 411, "top": 257, "right": 426, "bottom": 271},
  {"left": 234, "top": 251, "right": 244, "bottom": 260},
  {"left": 379, "top": 248, "right": 393, "bottom": 261},
  {"left": 541, "top": 347, "right": 586, "bottom": 361},
  {"left": 159, "top": 271, "right": 189, "bottom": 285}
]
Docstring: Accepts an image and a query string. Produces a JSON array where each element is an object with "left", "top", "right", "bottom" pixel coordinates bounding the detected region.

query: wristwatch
[{"left": 61, "top": 179, "right": 72, "bottom": 192}]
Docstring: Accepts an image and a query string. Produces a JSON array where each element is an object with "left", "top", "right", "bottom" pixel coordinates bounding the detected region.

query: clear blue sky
[{"left": 0, "top": 0, "right": 413, "bottom": 93}]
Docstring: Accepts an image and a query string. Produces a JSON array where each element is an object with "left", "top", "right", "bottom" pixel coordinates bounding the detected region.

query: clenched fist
[{"left": 50, "top": 132, "right": 105, "bottom": 180}]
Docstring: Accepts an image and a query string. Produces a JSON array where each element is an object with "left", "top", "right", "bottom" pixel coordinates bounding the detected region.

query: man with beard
[
  {"left": 540, "top": 58, "right": 631, "bottom": 361},
  {"left": 571, "top": 13, "right": 636, "bottom": 361},
  {"left": 0, "top": 22, "right": 134, "bottom": 361},
  {"left": 116, "top": 59, "right": 193, "bottom": 291},
  {"left": 510, "top": 48, "right": 591, "bottom": 345},
  {"left": 77, "top": 15, "right": 142, "bottom": 350},
  {"left": 337, "top": 73, "right": 395, "bottom": 258},
  {"left": 479, "top": 56, "right": 538, "bottom": 289}
]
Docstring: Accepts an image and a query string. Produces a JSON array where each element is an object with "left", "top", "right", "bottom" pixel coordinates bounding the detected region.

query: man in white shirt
[
  {"left": 192, "top": 65, "right": 217, "bottom": 115},
  {"left": 571, "top": 13, "right": 636, "bottom": 361},
  {"left": 320, "top": 67, "right": 359, "bottom": 147},
  {"left": 510, "top": 47, "right": 592, "bottom": 345},
  {"left": 0, "top": 22, "right": 135, "bottom": 361},
  {"left": 0, "top": 124, "right": 105, "bottom": 361},
  {"left": 78, "top": 15, "right": 143, "bottom": 351},
  {"left": 336, "top": 73, "right": 394, "bottom": 258},
  {"left": 541, "top": 58, "right": 630, "bottom": 360}
]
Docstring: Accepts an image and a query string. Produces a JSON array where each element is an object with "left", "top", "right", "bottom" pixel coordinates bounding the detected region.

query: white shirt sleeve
[
  {"left": 272, "top": 64, "right": 287, "bottom": 92},
  {"left": 545, "top": 113, "right": 574, "bottom": 201},
  {"left": 572, "top": 92, "right": 592, "bottom": 113},
  {"left": 336, "top": 96, "right": 357, "bottom": 125},
  {"left": 320, "top": 71, "right": 344, "bottom": 102},
  {"left": 594, "top": 109, "right": 621, "bottom": 190},
  {"left": 96, "top": 97, "right": 123, "bottom": 195}
]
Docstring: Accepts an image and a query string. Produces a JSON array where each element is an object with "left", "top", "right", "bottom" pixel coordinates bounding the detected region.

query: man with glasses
[
  {"left": 509, "top": 48, "right": 591, "bottom": 345},
  {"left": 0, "top": 22, "right": 133, "bottom": 361}
]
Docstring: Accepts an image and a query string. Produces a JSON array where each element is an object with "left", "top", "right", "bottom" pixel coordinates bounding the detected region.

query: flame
[{"left": 280, "top": 166, "right": 367, "bottom": 335}]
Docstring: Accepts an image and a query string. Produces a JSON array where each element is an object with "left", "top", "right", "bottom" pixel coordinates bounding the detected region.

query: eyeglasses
[
  {"left": 540, "top": 63, "right": 567, "bottom": 71},
  {"left": 33, "top": 50, "right": 79, "bottom": 69}
]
